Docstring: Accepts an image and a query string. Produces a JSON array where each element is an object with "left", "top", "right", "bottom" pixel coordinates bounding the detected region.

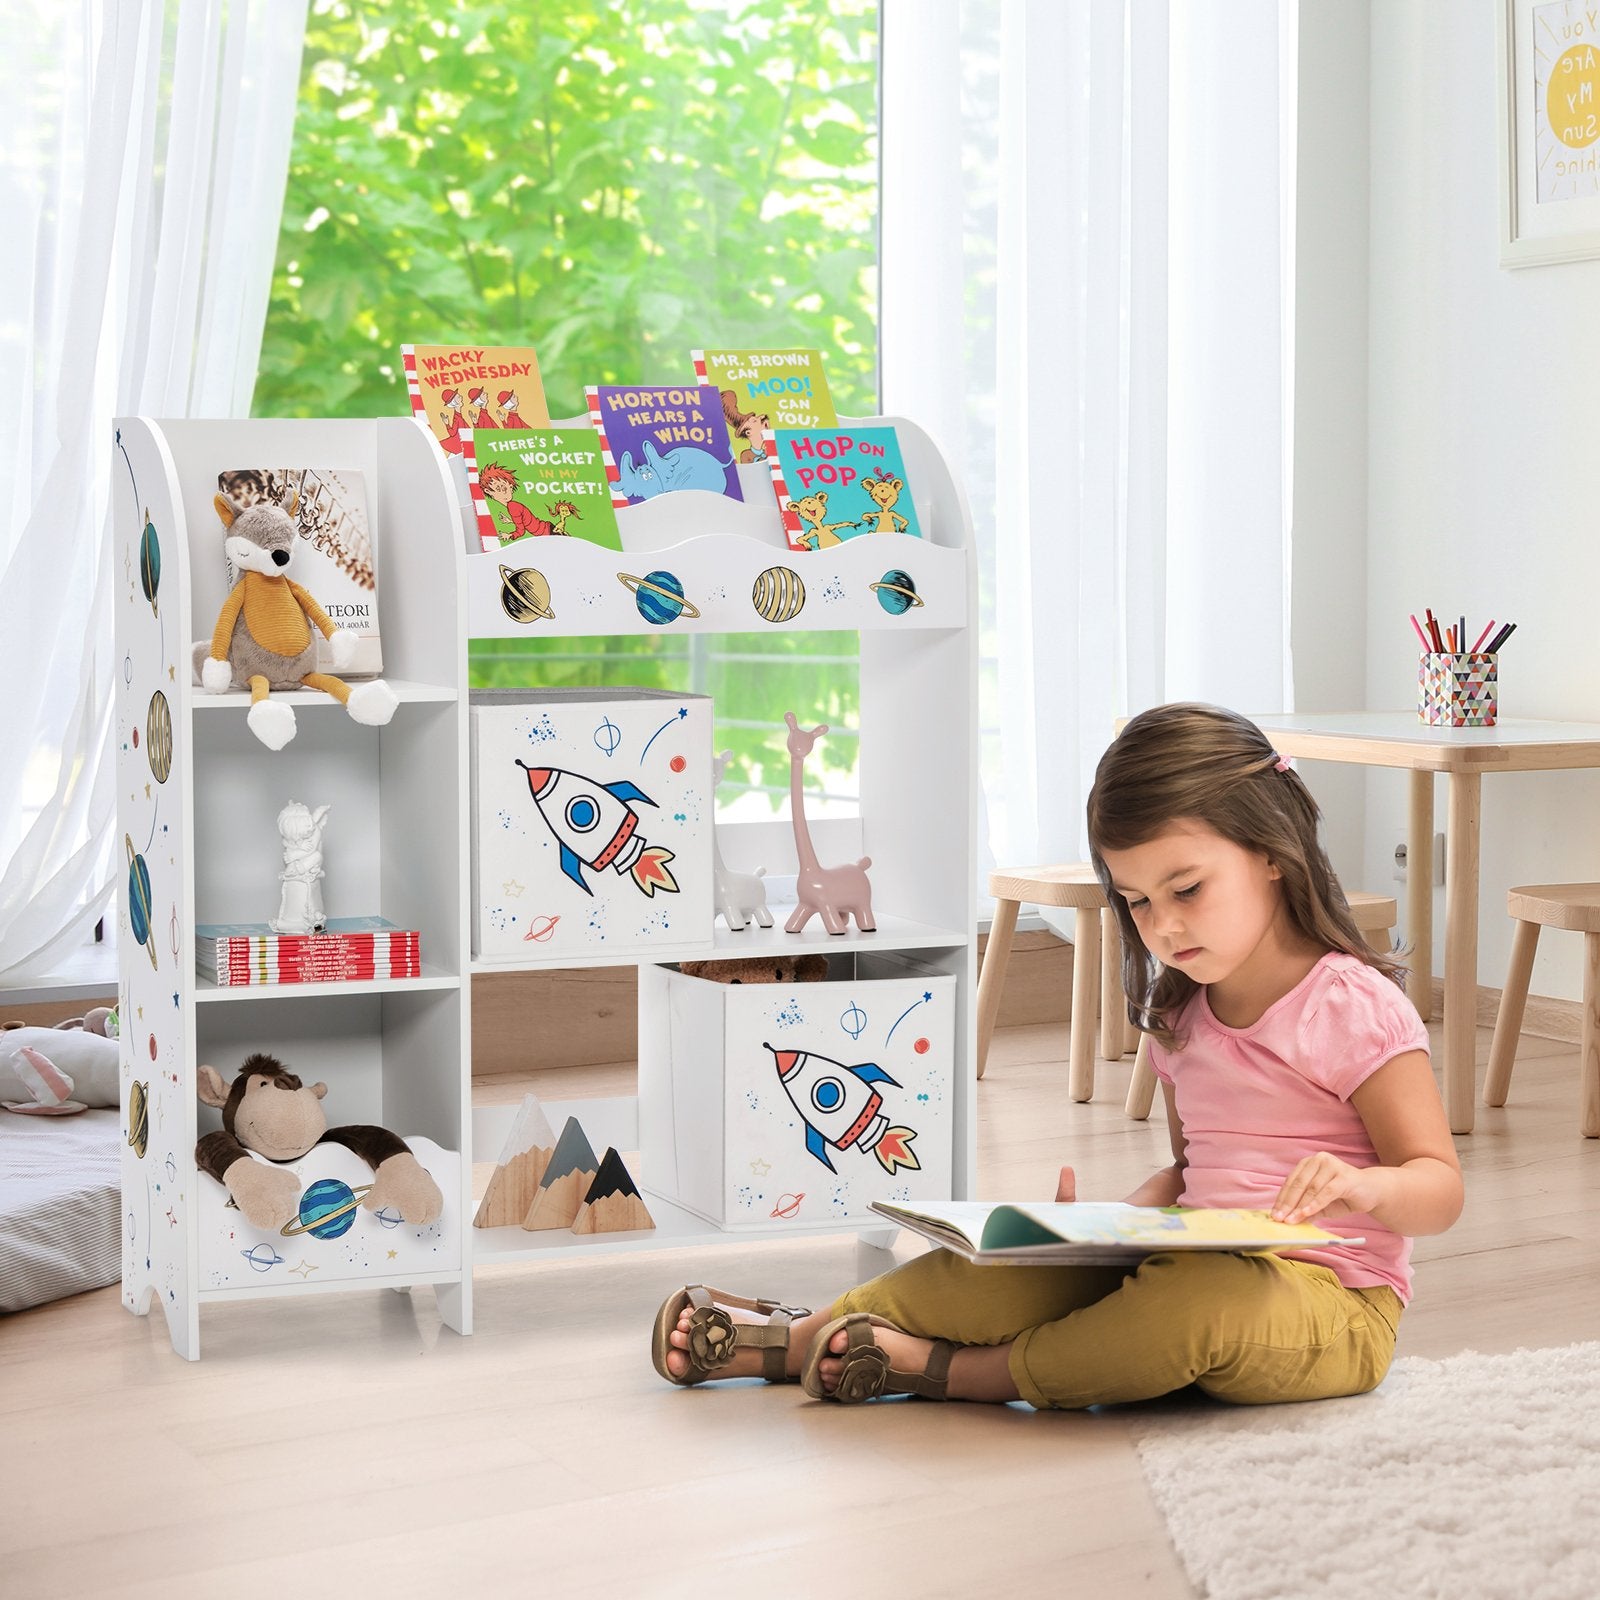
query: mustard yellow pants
[{"left": 831, "top": 1248, "right": 1402, "bottom": 1410}]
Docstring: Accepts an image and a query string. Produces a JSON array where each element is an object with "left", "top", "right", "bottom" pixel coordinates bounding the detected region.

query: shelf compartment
[
  {"left": 190, "top": 679, "right": 458, "bottom": 711},
  {"left": 195, "top": 968, "right": 461, "bottom": 1002},
  {"left": 470, "top": 1090, "right": 899, "bottom": 1259},
  {"left": 195, "top": 1135, "right": 462, "bottom": 1291},
  {"left": 467, "top": 912, "right": 966, "bottom": 975}
]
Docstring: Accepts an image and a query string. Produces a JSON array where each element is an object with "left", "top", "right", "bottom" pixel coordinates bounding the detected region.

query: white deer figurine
[
  {"left": 711, "top": 749, "right": 772, "bottom": 931},
  {"left": 783, "top": 712, "right": 875, "bottom": 935}
]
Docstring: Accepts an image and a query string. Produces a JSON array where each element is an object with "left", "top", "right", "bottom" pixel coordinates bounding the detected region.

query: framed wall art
[{"left": 1499, "top": 0, "right": 1600, "bottom": 265}]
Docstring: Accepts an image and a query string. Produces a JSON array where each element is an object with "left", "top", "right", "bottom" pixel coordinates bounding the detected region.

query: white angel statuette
[{"left": 270, "top": 801, "right": 331, "bottom": 934}]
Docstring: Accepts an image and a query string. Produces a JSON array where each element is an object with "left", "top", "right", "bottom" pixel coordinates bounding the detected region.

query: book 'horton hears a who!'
[{"left": 586, "top": 384, "right": 744, "bottom": 507}]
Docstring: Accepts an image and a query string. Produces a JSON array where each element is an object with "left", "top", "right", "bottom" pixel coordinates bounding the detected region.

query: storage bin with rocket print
[
  {"left": 470, "top": 688, "right": 714, "bottom": 961},
  {"left": 643, "top": 953, "right": 955, "bottom": 1227}
]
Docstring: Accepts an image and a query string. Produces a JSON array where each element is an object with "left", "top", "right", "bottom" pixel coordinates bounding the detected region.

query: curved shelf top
[{"left": 465, "top": 412, "right": 973, "bottom": 642}]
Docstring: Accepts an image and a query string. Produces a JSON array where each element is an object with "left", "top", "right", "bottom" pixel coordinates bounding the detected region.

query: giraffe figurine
[
  {"left": 710, "top": 750, "right": 772, "bottom": 931},
  {"left": 782, "top": 712, "right": 875, "bottom": 935}
]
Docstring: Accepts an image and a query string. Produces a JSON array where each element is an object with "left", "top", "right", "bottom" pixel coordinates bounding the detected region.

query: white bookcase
[
  {"left": 113, "top": 417, "right": 472, "bottom": 1359},
  {"left": 465, "top": 414, "right": 980, "bottom": 1264},
  {"left": 112, "top": 410, "right": 976, "bottom": 1356}
]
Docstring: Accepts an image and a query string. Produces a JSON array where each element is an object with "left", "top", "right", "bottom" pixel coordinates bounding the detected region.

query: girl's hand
[
  {"left": 1271, "top": 1153, "right": 1391, "bottom": 1224},
  {"left": 1055, "top": 1166, "right": 1077, "bottom": 1203}
]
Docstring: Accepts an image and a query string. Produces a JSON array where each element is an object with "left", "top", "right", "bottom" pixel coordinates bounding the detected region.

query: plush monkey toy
[{"left": 196, "top": 1054, "right": 443, "bottom": 1233}]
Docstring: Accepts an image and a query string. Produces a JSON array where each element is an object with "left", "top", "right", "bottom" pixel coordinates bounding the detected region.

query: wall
[
  {"left": 1362, "top": 0, "right": 1600, "bottom": 1002},
  {"left": 1290, "top": 0, "right": 1372, "bottom": 883}
]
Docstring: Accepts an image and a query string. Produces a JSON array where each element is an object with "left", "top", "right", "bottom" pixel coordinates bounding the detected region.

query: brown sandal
[
  {"left": 800, "top": 1313, "right": 956, "bottom": 1403},
  {"left": 651, "top": 1286, "right": 811, "bottom": 1387}
]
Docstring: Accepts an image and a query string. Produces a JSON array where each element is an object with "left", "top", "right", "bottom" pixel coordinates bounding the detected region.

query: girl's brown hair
[{"left": 1086, "top": 702, "right": 1406, "bottom": 1049}]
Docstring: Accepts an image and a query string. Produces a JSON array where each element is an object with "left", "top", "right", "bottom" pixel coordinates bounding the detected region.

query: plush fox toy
[{"left": 194, "top": 491, "right": 396, "bottom": 750}]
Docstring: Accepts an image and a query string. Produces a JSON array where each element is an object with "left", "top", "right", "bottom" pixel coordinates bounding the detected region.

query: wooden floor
[{"left": 4, "top": 1018, "right": 1598, "bottom": 1599}]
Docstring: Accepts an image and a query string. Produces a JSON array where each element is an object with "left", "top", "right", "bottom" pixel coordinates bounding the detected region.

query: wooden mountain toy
[
  {"left": 473, "top": 1094, "right": 557, "bottom": 1228},
  {"left": 520, "top": 1115, "right": 599, "bottom": 1231},
  {"left": 570, "top": 1147, "right": 656, "bottom": 1235}
]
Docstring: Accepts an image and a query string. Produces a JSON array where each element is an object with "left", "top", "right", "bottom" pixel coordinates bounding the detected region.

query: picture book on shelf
[
  {"left": 460, "top": 426, "right": 622, "bottom": 553},
  {"left": 401, "top": 344, "right": 550, "bottom": 456},
  {"left": 765, "top": 426, "right": 922, "bottom": 551},
  {"left": 691, "top": 348, "right": 837, "bottom": 462},
  {"left": 585, "top": 383, "right": 743, "bottom": 508},
  {"left": 215, "top": 467, "right": 381, "bottom": 674},
  {"left": 869, "top": 1200, "right": 1359, "bottom": 1266}
]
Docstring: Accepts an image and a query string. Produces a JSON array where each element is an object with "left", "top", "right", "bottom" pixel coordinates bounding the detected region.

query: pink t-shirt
[{"left": 1148, "top": 951, "right": 1430, "bottom": 1304}]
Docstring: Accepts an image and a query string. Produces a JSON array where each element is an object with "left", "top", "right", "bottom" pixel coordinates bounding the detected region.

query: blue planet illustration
[
  {"left": 870, "top": 569, "right": 923, "bottom": 615},
  {"left": 140, "top": 512, "right": 161, "bottom": 615},
  {"left": 279, "top": 1178, "right": 372, "bottom": 1240},
  {"left": 619, "top": 569, "right": 701, "bottom": 625},
  {"left": 125, "top": 834, "right": 157, "bottom": 971},
  {"left": 241, "top": 1243, "right": 285, "bottom": 1272}
]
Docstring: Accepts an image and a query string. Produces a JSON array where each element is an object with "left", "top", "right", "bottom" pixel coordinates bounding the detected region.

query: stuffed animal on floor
[
  {"left": 195, "top": 1054, "right": 443, "bottom": 1233},
  {"left": 192, "top": 490, "right": 396, "bottom": 751},
  {"left": 0, "top": 1025, "right": 120, "bottom": 1112},
  {"left": 679, "top": 955, "right": 829, "bottom": 984}
]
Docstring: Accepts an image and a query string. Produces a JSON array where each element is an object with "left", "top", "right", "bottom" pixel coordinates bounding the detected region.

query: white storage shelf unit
[
  {"left": 113, "top": 416, "right": 471, "bottom": 1359},
  {"left": 467, "top": 413, "right": 979, "bottom": 1263}
]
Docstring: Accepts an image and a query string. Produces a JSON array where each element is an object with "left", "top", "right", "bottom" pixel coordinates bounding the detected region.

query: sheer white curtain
[
  {"left": 0, "top": 0, "right": 307, "bottom": 982},
  {"left": 882, "top": 0, "right": 1296, "bottom": 885}
]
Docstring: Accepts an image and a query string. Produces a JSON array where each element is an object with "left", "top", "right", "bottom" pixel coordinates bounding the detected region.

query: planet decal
[
  {"left": 870, "top": 569, "right": 924, "bottom": 614},
  {"left": 279, "top": 1178, "right": 373, "bottom": 1240},
  {"left": 669, "top": 754, "right": 687, "bottom": 773},
  {"left": 522, "top": 913, "right": 561, "bottom": 943},
  {"left": 619, "top": 569, "right": 700, "bottom": 625},
  {"left": 240, "top": 1243, "right": 285, "bottom": 1272},
  {"left": 139, "top": 511, "right": 161, "bottom": 616},
  {"left": 913, "top": 1037, "right": 931, "bottom": 1055},
  {"left": 125, "top": 834, "right": 157, "bottom": 970},
  {"left": 752, "top": 565, "right": 806, "bottom": 623},
  {"left": 499, "top": 564, "right": 555, "bottom": 624},
  {"left": 771, "top": 1192, "right": 805, "bottom": 1219},
  {"left": 126, "top": 1080, "right": 149, "bottom": 1157},
  {"left": 146, "top": 691, "right": 173, "bottom": 783}
]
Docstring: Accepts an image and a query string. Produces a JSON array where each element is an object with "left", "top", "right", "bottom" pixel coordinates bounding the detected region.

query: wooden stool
[
  {"left": 976, "top": 864, "right": 1134, "bottom": 1101},
  {"left": 1485, "top": 884, "right": 1600, "bottom": 1138},
  {"left": 1122, "top": 890, "right": 1401, "bottom": 1120}
]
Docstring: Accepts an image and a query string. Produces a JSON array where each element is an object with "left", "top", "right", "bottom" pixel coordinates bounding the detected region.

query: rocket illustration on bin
[
  {"left": 764, "top": 1043, "right": 920, "bottom": 1174},
  {"left": 514, "top": 760, "right": 680, "bottom": 898}
]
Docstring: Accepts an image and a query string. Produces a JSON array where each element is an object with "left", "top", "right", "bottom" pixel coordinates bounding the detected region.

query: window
[{"left": 255, "top": 0, "right": 880, "bottom": 812}]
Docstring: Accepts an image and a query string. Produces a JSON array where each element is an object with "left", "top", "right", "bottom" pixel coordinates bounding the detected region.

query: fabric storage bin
[
  {"left": 470, "top": 687, "right": 714, "bottom": 960},
  {"left": 647, "top": 953, "right": 955, "bottom": 1227},
  {"left": 197, "top": 1136, "right": 460, "bottom": 1290}
]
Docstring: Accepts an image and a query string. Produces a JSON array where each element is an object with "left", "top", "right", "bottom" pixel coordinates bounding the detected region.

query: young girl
[{"left": 651, "top": 702, "right": 1463, "bottom": 1407}]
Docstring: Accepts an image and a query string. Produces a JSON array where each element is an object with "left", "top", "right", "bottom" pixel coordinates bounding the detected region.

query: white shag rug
[{"left": 1131, "top": 1342, "right": 1600, "bottom": 1600}]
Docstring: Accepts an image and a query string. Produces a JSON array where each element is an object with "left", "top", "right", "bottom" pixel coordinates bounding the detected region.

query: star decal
[
  {"left": 290, "top": 1260, "right": 318, "bottom": 1279},
  {"left": 387, "top": 1249, "right": 398, "bottom": 1260},
  {"left": 749, "top": 1157, "right": 772, "bottom": 1177},
  {"left": 502, "top": 878, "right": 525, "bottom": 898}
]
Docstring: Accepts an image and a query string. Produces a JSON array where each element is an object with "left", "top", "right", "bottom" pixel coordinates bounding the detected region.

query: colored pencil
[
  {"left": 1485, "top": 622, "right": 1516, "bottom": 652},
  {"left": 1409, "top": 613, "right": 1430, "bottom": 649},
  {"left": 1471, "top": 619, "right": 1496, "bottom": 652},
  {"left": 1425, "top": 609, "right": 1444, "bottom": 651}
]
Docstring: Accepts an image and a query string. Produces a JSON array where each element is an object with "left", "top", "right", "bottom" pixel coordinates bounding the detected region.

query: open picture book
[{"left": 869, "top": 1200, "right": 1360, "bottom": 1266}]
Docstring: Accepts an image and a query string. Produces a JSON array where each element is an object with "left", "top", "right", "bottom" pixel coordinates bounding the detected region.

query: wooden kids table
[{"left": 1248, "top": 713, "right": 1600, "bottom": 1134}]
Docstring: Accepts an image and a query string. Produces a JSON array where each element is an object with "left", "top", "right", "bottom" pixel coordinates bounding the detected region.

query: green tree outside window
[{"left": 254, "top": 0, "right": 879, "bottom": 808}]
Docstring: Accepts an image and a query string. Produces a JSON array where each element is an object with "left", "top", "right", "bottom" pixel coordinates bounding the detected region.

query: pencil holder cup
[{"left": 1418, "top": 652, "right": 1497, "bottom": 727}]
